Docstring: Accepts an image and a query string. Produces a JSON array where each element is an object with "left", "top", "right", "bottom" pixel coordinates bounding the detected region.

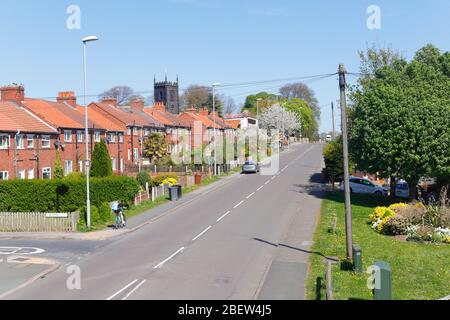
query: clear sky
[{"left": 1, "top": 0, "right": 449, "bottom": 133}]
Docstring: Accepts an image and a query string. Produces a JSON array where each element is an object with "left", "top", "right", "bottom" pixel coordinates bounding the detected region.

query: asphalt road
[{"left": 3, "top": 143, "right": 324, "bottom": 300}]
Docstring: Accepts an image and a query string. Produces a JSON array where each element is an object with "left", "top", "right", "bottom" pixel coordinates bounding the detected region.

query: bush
[
  {"left": 80, "top": 205, "right": 100, "bottom": 225},
  {"left": 136, "top": 171, "right": 150, "bottom": 189},
  {"left": 383, "top": 217, "right": 409, "bottom": 236},
  {"left": 99, "top": 202, "right": 112, "bottom": 223},
  {"left": 90, "top": 139, "right": 113, "bottom": 177},
  {"left": 0, "top": 176, "right": 140, "bottom": 213},
  {"left": 150, "top": 173, "right": 179, "bottom": 187}
]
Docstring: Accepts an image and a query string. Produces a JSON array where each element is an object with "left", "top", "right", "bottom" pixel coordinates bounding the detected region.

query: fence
[
  {"left": 0, "top": 212, "right": 79, "bottom": 232},
  {"left": 126, "top": 161, "right": 241, "bottom": 176}
]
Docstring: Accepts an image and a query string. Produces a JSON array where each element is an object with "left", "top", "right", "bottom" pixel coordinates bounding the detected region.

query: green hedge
[{"left": 0, "top": 176, "right": 140, "bottom": 213}]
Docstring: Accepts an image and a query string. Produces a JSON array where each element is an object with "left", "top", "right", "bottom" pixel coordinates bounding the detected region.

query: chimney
[
  {"left": 1, "top": 85, "right": 25, "bottom": 102},
  {"left": 130, "top": 99, "right": 145, "bottom": 112},
  {"left": 185, "top": 106, "right": 197, "bottom": 113},
  {"left": 199, "top": 108, "right": 209, "bottom": 116},
  {"left": 153, "top": 102, "right": 166, "bottom": 112},
  {"left": 57, "top": 91, "right": 77, "bottom": 107},
  {"left": 101, "top": 97, "right": 118, "bottom": 106}
]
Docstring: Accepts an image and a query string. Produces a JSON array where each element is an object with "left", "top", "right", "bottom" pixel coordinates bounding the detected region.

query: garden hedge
[{"left": 0, "top": 176, "right": 140, "bottom": 213}]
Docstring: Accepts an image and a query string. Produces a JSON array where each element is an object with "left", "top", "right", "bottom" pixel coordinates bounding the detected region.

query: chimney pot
[
  {"left": 57, "top": 91, "right": 77, "bottom": 107},
  {"left": 102, "top": 97, "right": 118, "bottom": 106},
  {"left": 1, "top": 85, "right": 25, "bottom": 102}
]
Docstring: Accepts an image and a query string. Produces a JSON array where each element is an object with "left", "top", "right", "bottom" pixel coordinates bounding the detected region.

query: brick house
[{"left": 0, "top": 86, "right": 59, "bottom": 180}]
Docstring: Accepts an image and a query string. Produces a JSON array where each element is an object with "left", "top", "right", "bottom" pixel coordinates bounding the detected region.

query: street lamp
[
  {"left": 82, "top": 35, "right": 99, "bottom": 229},
  {"left": 212, "top": 82, "right": 221, "bottom": 176}
]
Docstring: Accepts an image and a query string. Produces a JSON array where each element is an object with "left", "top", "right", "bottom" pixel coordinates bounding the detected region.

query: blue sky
[{"left": 1, "top": 0, "right": 449, "bottom": 133}]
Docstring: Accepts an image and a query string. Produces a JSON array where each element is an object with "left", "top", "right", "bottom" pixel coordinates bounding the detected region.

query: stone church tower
[{"left": 154, "top": 76, "right": 180, "bottom": 114}]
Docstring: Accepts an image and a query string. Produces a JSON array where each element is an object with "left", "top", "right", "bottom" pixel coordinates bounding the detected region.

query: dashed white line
[
  {"left": 257, "top": 186, "right": 264, "bottom": 191},
  {"left": 234, "top": 200, "right": 245, "bottom": 209},
  {"left": 122, "top": 280, "right": 147, "bottom": 300},
  {"left": 107, "top": 279, "right": 138, "bottom": 300},
  {"left": 153, "top": 247, "right": 185, "bottom": 269},
  {"left": 217, "top": 211, "right": 231, "bottom": 222},
  {"left": 192, "top": 226, "right": 212, "bottom": 241},
  {"left": 246, "top": 192, "right": 255, "bottom": 199},
  {"left": 265, "top": 180, "right": 271, "bottom": 185}
]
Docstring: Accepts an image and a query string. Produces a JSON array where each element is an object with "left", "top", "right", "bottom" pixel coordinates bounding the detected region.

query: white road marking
[
  {"left": 234, "top": 200, "right": 245, "bottom": 209},
  {"left": 107, "top": 279, "right": 138, "bottom": 300},
  {"left": 246, "top": 192, "right": 255, "bottom": 199},
  {"left": 217, "top": 211, "right": 231, "bottom": 222},
  {"left": 122, "top": 280, "right": 147, "bottom": 300},
  {"left": 257, "top": 186, "right": 264, "bottom": 191},
  {"left": 154, "top": 247, "right": 185, "bottom": 269},
  {"left": 192, "top": 226, "right": 212, "bottom": 241},
  {"left": 265, "top": 180, "right": 271, "bottom": 185},
  {"left": 271, "top": 176, "right": 276, "bottom": 180}
]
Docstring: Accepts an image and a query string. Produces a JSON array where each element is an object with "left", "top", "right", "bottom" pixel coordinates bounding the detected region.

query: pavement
[{"left": 0, "top": 143, "right": 325, "bottom": 300}]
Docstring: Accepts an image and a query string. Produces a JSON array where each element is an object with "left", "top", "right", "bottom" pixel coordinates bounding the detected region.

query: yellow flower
[{"left": 389, "top": 203, "right": 408, "bottom": 212}]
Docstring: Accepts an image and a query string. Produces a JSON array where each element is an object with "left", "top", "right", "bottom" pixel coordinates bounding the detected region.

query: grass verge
[{"left": 306, "top": 192, "right": 450, "bottom": 300}]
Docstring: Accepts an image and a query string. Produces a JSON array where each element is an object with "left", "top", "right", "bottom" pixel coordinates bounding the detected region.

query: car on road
[
  {"left": 339, "top": 176, "right": 388, "bottom": 196},
  {"left": 242, "top": 161, "right": 260, "bottom": 174},
  {"left": 325, "top": 135, "right": 332, "bottom": 142}
]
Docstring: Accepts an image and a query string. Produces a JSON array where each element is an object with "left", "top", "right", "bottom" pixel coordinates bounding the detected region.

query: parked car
[
  {"left": 325, "top": 135, "right": 332, "bottom": 142},
  {"left": 242, "top": 161, "right": 260, "bottom": 174},
  {"left": 395, "top": 180, "right": 410, "bottom": 199},
  {"left": 339, "top": 177, "right": 388, "bottom": 196}
]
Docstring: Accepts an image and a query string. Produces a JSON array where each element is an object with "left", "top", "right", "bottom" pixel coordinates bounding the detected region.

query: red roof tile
[{"left": 0, "top": 101, "right": 57, "bottom": 133}]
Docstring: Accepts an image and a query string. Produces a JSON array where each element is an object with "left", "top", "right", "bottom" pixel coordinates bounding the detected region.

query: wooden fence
[{"left": 0, "top": 212, "right": 79, "bottom": 232}]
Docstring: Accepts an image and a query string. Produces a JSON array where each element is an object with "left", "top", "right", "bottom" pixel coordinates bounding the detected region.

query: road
[{"left": 2, "top": 143, "right": 324, "bottom": 300}]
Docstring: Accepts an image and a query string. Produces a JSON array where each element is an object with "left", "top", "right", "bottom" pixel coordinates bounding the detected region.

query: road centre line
[
  {"left": 257, "top": 185, "right": 264, "bottom": 191},
  {"left": 265, "top": 180, "right": 271, "bottom": 185},
  {"left": 154, "top": 247, "right": 185, "bottom": 269},
  {"left": 107, "top": 279, "right": 138, "bottom": 300},
  {"left": 122, "top": 280, "right": 147, "bottom": 300},
  {"left": 246, "top": 192, "right": 255, "bottom": 199},
  {"left": 217, "top": 211, "right": 231, "bottom": 222},
  {"left": 234, "top": 200, "right": 245, "bottom": 209},
  {"left": 192, "top": 226, "right": 212, "bottom": 241}
]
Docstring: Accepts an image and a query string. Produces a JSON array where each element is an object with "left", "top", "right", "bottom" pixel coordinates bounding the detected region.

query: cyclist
[{"left": 111, "top": 201, "right": 126, "bottom": 229}]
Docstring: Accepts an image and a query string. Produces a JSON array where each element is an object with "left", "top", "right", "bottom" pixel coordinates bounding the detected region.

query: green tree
[
  {"left": 241, "top": 92, "right": 278, "bottom": 115},
  {"left": 282, "top": 98, "right": 318, "bottom": 140},
  {"left": 349, "top": 44, "right": 450, "bottom": 199},
  {"left": 143, "top": 133, "right": 168, "bottom": 164},
  {"left": 322, "top": 137, "right": 351, "bottom": 191},
  {"left": 90, "top": 139, "right": 113, "bottom": 178},
  {"left": 54, "top": 151, "right": 64, "bottom": 179}
]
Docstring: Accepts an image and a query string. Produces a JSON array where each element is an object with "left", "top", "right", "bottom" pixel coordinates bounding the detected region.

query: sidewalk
[{"left": 0, "top": 171, "right": 242, "bottom": 241}]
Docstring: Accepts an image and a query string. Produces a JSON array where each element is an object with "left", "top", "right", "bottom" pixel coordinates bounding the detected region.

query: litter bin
[
  {"left": 175, "top": 185, "right": 182, "bottom": 199},
  {"left": 169, "top": 186, "right": 179, "bottom": 201},
  {"left": 195, "top": 174, "right": 202, "bottom": 185}
]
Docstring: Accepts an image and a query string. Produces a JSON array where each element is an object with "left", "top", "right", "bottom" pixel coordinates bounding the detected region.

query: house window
[
  {"left": 41, "top": 136, "right": 51, "bottom": 148},
  {"left": 126, "top": 128, "right": 131, "bottom": 135},
  {"left": 94, "top": 131, "right": 101, "bottom": 143},
  {"left": 79, "top": 160, "right": 83, "bottom": 173},
  {"left": 27, "top": 169, "right": 34, "bottom": 180},
  {"left": 133, "top": 148, "right": 139, "bottom": 162},
  {"left": 144, "top": 129, "right": 149, "bottom": 136},
  {"left": 128, "top": 149, "right": 131, "bottom": 161},
  {"left": 77, "top": 131, "right": 83, "bottom": 143},
  {"left": 120, "top": 159, "right": 124, "bottom": 173},
  {"left": 16, "top": 135, "right": 25, "bottom": 149},
  {"left": 27, "top": 135, "right": 34, "bottom": 148},
  {"left": 108, "top": 133, "right": 115, "bottom": 143},
  {"left": 42, "top": 167, "right": 51, "bottom": 180},
  {"left": 119, "top": 133, "right": 124, "bottom": 143},
  {"left": 0, "top": 135, "right": 9, "bottom": 149},
  {"left": 111, "top": 158, "right": 117, "bottom": 171},
  {"left": 0, "top": 171, "right": 8, "bottom": 180},
  {"left": 18, "top": 169, "right": 25, "bottom": 180},
  {"left": 133, "top": 128, "right": 138, "bottom": 136},
  {"left": 64, "top": 130, "right": 72, "bottom": 142},
  {"left": 64, "top": 160, "right": 73, "bottom": 176}
]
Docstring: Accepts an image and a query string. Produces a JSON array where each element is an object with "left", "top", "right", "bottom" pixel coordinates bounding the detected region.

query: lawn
[{"left": 306, "top": 192, "right": 450, "bottom": 300}]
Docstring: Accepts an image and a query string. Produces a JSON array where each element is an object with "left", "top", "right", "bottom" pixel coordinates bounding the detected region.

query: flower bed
[{"left": 369, "top": 203, "right": 450, "bottom": 244}]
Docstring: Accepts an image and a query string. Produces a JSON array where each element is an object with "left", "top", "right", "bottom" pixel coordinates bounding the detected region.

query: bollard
[
  {"left": 374, "top": 261, "right": 392, "bottom": 300},
  {"left": 352, "top": 244, "right": 362, "bottom": 274}
]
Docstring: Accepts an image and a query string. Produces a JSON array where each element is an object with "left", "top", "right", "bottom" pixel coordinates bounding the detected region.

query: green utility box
[
  {"left": 352, "top": 244, "right": 362, "bottom": 273},
  {"left": 374, "top": 261, "right": 392, "bottom": 300}
]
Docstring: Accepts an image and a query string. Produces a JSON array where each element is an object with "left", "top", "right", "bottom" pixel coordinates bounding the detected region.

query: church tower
[{"left": 154, "top": 75, "right": 180, "bottom": 114}]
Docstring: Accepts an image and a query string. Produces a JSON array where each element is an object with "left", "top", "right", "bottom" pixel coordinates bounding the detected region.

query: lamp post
[
  {"left": 212, "top": 83, "right": 221, "bottom": 176},
  {"left": 82, "top": 35, "right": 99, "bottom": 229}
]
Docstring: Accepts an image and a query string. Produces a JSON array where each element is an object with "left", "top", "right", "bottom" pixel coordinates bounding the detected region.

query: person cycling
[{"left": 111, "top": 201, "right": 126, "bottom": 229}]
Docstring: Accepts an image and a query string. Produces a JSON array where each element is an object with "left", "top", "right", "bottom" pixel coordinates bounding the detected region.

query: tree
[
  {"left": 322, "top": 137, "right": 348, "bottom": 191},
  {"left": 241, "top": 92, "right": 278, "bottom": 115},
  {"left": 54, "top": 151, "right": 64, "bottom": 179},
  {"left": 99, "top": 86, "right": 134, "bottom": 106},
  {"left": 282, "top": 98, "right": 318, "bottom": 140},
  {"left": 180, "top": 85, "right": 224, "bottom": 115},
  {"left": 90, "top": 139, "right": 113, "bottom": 178},
  {"left": 126, "top": 94, "right": 146, "bottom": 105},
  {"left": 259, "top": 104, "right": 301, "bottom": 136},
  {"left": 279, "top": 83, "right": 320, "bottom": 119},
  {"left": 143, "top": 133, "right": 168, "bottom": 164},
  {"left": 222, "top": 95, "right": 237, "bottom": 115},
  {"left": 349, "top": 44, "right": 450, "bottom": 200}
]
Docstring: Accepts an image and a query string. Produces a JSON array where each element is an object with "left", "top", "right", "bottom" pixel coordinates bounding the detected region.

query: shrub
[
  {"left": 91, "top": 139, "right": 113, "bottom": 178},
  {"left": 80, "top": 205, "right": 100, "bottom": 225},
  {"left": 99, "top": 202, "right": 112, "bottom": 223},
  {"left": 136, "top": 171, "right": 150, "bottom": 188},
  {"left": 150, "top": 173, "right": 179, "bottom": 187},
  {"left": 0, "top": 176, "right": 139, "bottom": 213}
]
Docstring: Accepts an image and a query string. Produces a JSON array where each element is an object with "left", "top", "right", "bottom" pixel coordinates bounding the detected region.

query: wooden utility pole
[
  {"left": 331, "top": 102, "right": 336, "bottom": 139},
  {"left": 339, "top": 64, "right": 353, "bottom": 261}
]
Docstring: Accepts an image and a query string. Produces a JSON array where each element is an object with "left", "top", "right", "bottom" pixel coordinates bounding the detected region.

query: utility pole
[
  {"left": 339, "top": 64, "right": 353, "bottom": 261},
  {"left": 331, "top": 102, "right": 336, "bottom": 140}
]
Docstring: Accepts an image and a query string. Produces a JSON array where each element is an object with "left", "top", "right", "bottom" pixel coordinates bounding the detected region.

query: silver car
[{"left": 242, "top": 161, "right": 259, "bottom": 174}]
